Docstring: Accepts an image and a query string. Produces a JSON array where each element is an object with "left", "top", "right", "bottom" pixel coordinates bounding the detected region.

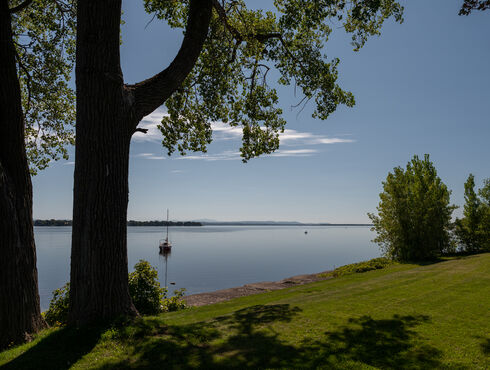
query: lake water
[{"left": 35, "top": 225, "right": 380, "bottom": 310}]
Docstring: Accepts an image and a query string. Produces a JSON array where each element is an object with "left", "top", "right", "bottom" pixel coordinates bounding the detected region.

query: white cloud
[
  {"left": 269, "top": 149, "right": 318, "bottom": 157},
  {"left": 178, "top": 150, "right": 241, "bottom": 161},
  {"left": 176, "top": 148, "right": 319, "bottom": 161},
  {"left": 147, "top": 156, "right": 166, "bottom": 160},
  {"left": 132, "top": 108, "right": 354, "bottom": 163},
  {"left": 133, "top": 152, "right": 166, "bottom": 160},
  {"left": 132, "top": 108, "right": 168, "bottom": 142},
  {"left": 134, "top": 153, "right": 154, "bottom": 157},
  {"left": 133, "top": 109, "right": 355, "bottom": 148},
  {"left": 279, "top": 129, "right": 355, "bottom": 145},
  {"left": 210, "top": 122, "right": 243, "bottom": 141}
]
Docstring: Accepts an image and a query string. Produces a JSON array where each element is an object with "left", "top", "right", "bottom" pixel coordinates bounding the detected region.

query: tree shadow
[
  {"left": 0, "top": 324, "right": 107, "bottom": 370},
  {"left": 97, "top": 306, "right": 446, "bottom": 369},
  {"left": 480, "top": 337, "right": 490, "bottom": 355},
  {"left": 301, "top": 314, "right": 443, "bottom": 368}
]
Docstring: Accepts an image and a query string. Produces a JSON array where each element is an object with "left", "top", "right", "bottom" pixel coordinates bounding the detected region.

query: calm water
[{"left": 35, "top": 225, "right": 380, "bottom": 310}]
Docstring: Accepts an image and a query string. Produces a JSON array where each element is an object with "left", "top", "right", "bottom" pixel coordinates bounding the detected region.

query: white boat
[{"left": 159, "top": 209, "right": 172, "bottom": 251}]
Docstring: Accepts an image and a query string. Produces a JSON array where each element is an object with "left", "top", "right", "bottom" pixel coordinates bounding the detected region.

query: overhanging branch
[
  {"left": 9, "top": 0, "right": 33, "bottom": 13},
  {"left": 130, "top": 0, "right": 213, "bottom": 123}
]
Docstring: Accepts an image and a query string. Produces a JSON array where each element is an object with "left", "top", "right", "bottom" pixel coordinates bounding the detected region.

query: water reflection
[{"left": 159, "top": 247, "right": 171, "bottom": 288}]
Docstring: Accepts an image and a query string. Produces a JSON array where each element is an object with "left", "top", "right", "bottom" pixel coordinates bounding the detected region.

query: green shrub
[
  {"left": 43, "top": 283, "right": 70, "bottom": 326},
  {"left": 128, "top": 260, "right": 166, "bottom": 315},
  {"left": 44, "top": 260, "right": 187, "bottom": 326},
  {"left": 320, "top": 258, "right": 393, "bottom": 278},
  {"left": 162, "top": 288, "right": 187, "bottom": 312}
]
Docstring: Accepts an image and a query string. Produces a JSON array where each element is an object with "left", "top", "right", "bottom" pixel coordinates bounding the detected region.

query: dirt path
[{"left": 184, "top": 270, "right": 333, "bottom": 307}]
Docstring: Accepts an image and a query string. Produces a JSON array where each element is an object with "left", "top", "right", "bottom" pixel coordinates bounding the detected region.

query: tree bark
[
  {"left": 69, "top": 0, "right": 138, "bottom": 325},
  {"left": 69, "top": 0, "right": 212, "bottom": 325},
  {"left": 0, "top": 0, "right": 45, "bottom": 349}
]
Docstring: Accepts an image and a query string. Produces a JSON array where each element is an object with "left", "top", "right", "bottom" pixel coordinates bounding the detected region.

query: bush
[
  {"left": 321, "top": 258, "right": 392, "bottom": 278},
  {"left": 44, "top": 260, "right": 187, "bottom": 325},
  {"left": 43, "top": 283, "right": 70, "bottom": 326},
  {"left": 368, "top": 154, "right": 456, "bottom": 262},
  {"left": 162, "top": 288, "right": 187, "bottom": 312},
  {"left": 128, "top": 260, "right": 166, "bottom": 315}
]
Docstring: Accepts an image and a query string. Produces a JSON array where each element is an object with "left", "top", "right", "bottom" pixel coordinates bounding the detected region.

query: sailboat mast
[{"left": 166, "top": 209, "right": 169, "bottom": 241}]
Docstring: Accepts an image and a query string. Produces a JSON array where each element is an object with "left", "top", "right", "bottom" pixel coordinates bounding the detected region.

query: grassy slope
[{"left": 1, "top": 254, "right": 489, "bottom": 369}]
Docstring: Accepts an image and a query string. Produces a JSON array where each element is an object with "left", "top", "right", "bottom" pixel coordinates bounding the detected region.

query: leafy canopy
[
  {"left": 143, "top": 0, "right": 403, "bottom": 161},
  {"left": 459, "top": 0, "right": 490, "bottom": 15},
  {"left": 368, "top": 155, "right": 456, "bottom": 262},
  {"left": 10, "top": 0, "right": 76, "bottom": 174}
]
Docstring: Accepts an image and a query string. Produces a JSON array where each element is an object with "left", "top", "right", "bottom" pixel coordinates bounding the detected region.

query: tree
[
  {"left": 368, "top": 155, "right": 455, "bottom": 262},
  {"left": 478, "top": 179, "right": 490, "bottom": 251},
  {"left": 0, "top": 0, "right": 75, "bottom": 348},
  {"left": 70, "top": 0, "right": 404, "bottom": 324},
  {"left": 454, "top": 175, "right": 481, "bottom": 252},
  {"left": 455, "top": 176, "right": 490, "bottom": 252}
]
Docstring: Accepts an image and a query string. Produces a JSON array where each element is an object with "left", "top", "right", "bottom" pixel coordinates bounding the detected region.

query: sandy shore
[{"left": 184, "top": 270, "right": 333, "bottom": 307}]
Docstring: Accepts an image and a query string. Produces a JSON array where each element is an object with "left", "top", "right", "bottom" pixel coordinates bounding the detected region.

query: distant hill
[{"left": 200, "top": 221, "right": 372, "bottom": 226}]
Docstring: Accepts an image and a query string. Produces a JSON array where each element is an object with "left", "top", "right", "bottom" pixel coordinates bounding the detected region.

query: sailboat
[{"left": 159, "top": 209, "right": 172, "bottom": 252}]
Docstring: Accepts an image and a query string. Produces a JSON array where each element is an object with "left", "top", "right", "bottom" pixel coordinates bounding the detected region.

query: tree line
[
  {"left": 369, "top": 155, "right": 489, "bottom": 262},
  {"left": 33, "top": 220, "right": 202, "bottom": 227},
  {"left": 0, "top": 0, "right": 487, "bottom": 349}
]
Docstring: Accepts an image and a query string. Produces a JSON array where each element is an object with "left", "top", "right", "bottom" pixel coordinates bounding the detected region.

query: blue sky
[{"left": 32, "top": 0, "right": 490, "bottom": 223}]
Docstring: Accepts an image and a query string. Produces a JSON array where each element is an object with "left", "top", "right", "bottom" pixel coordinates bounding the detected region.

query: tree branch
[
  {"left": 212, "top": 0, "right": 281, "bottom": 42},
  {"left": 130, "top": 0, "right": 213, "bottom": 122},
  {"left": 9, "top": 0, "right": 33, "bottom": 13},
  {"left": 13, "top": 47, "right": 32, "bottom": 113}
]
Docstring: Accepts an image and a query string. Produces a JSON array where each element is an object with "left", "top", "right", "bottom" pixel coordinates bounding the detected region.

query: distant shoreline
[
  {"left": 34, "top": 220, "right": 202, "bottom": 227},
  {"left": 34, "top": 219, "right": 372, "bottom": 227}
]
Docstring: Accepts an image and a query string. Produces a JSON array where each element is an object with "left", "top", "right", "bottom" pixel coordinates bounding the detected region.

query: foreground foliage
[
  {"left": 11, "top": 0, "right": 76, "bottom": 174},
  {"left": 44, "top": 261, "right": 186, "bottom": 325},
  {"left": 2, "top": 253, "right": 489, "bottom": 369},
  {"left": 128, "top": 260, "right": 187, "bottom": 315},
  {"left": 369, "top": 154, "right": 456, "bottom": 262}
]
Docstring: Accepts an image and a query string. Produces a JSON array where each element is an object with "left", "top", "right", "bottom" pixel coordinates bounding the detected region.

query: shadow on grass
[
  {"left": 0, "top": 324, "right": 107, "bottom": 370},
  {"left": 481, "top": 337, "right": 490, "bottom": 355},
  {"left": 93, "top": 306, "right": 444, "bottom": 369},
  {"left": 1, "top": 305, "right": 447, "bottom": 369},
  {"left": 301, "top": 314, "right": 442, "bottom": 369}
]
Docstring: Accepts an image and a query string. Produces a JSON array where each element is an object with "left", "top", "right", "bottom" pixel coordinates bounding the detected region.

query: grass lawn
[{"left": 1, "top": 253, "right": 489, "bottom": 369}]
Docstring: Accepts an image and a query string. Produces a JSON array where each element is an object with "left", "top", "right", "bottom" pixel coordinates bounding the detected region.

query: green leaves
[
  {"left": 144, "top": 0, "right": 402, "bottom": 161},
  {"left": 454, "top": 175, "right": 490, "bottom": 252},
  {"left": 369, "top": 155, "right": 456, "bottom": 262},
  {"left": 10, "top": 0, "right": 76, "bottom": 174}
]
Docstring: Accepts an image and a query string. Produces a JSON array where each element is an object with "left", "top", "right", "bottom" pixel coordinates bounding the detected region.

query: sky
[{"left": 32, "top": 0, "right": 490, "bottom": 223}]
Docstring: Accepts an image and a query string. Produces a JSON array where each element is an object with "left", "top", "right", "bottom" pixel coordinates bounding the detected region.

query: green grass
[{"left": 1, "top": 254, "right": 489, "bottom": 369}]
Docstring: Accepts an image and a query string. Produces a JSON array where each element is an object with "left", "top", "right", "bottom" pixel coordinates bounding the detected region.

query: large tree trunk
[
  {"left": 69, "top": 0, "right": 138, "bottom": 325},
  {"left": 0, "top": 0, "right": 45, "bottom": 349},
  {"left": 69, "top": 0, "right": 212, "bottom": 325}
]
